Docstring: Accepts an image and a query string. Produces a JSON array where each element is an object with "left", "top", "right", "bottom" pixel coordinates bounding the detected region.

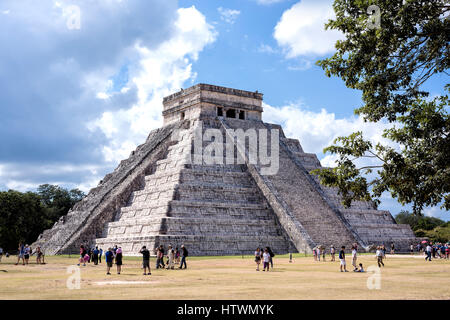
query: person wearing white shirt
[
  {"left": 351, "top": 246, "right": 358, "bottom": 271},
  {"left": 262, "top": 248, "right": 270, "bottom": 272},
  {"left": 425, "top": 244, "right": 432, "bottom": 261},
  {"left": 376, "top": 246, "right": 384, "bottom": 267}
]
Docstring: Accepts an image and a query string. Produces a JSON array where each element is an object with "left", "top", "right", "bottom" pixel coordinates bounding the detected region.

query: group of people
[
  {"left": 78, "top": 245, "right": 122, "bottom": 275},
  {"left": 414, "top": 242, "right": 449, "bottom": 261},
  {"left": 139, "top": 244, "right": 188, "bottom": 275},
  {"left": 10, "top": 242, "right": 45, "bottom": 265},
  {"left": 421, "top": 242, "right": 449, "bottom": 261},
  {"left": 254, "top": 247, "right": 275, "bottom": 271},
  {"left": 77, "top": 243, "right": 189, "bottom": 275}
]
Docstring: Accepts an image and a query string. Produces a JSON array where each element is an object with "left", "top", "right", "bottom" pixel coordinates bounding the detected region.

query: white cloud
[
  {"left": 218, "top": 7, "right": 241, "bottom": 25},
  {"left": 257, "top": 43, "right": 278, "bottom": 54},
  {"left": 262, "top": 102, "right": 395, "bottom": 168},
  {"left": 274, "top": 0, "right": 345, "bottom": 57},
  {"left": 88, "top": 6, "right": 217, "bottom": 165}
]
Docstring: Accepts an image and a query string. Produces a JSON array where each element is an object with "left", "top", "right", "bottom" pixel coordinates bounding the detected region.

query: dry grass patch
[{"left": 0, "top": 254, "right": 448, "bottom": 300}]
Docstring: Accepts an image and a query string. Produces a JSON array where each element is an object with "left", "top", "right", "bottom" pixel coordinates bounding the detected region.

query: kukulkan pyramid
[{"left": 33, "top": 84, "right": 418, "bottom": 255}]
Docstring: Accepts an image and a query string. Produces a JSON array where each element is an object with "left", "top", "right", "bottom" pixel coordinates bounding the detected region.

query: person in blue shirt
[
  {"left": 92, "top": 246, "right": 99, "bottom": 265},
  {"left": 105, "top": 248, "right": 114, "bottom": 275},
  {"left": 15, "top": 242, "right": 25, "bottom": 265},
  {"left": 99, "top": 248, "right": 103, "bottom": 263}
]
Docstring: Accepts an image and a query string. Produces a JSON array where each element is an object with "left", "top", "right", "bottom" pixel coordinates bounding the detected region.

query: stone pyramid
[{"left": 33, "top": 84, "right": 418, "bottom": 255}]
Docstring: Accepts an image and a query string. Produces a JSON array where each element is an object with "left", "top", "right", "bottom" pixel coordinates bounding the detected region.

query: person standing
[
  {"left": 158, "top": 245, "right": 165, "bottom": 269},
  {"left": 139, "top": 246, "right": 151, "bottom": 275},
  {"left": 105, "top": 248, "right": 114, "bottom": 275},
  {"left": 267, "top": 247, "right": 275, "bottom": 269},
  {"left": 390, "top": 242, "right": 395, "bottom": 254},
  {"left": 254, "top": 248, "right": 261, "bottom": 271},
  {"left": 179, "top": 244, "right": 188, "bottom": 269},
  {"left": 376, "top": 246, "right": 384, "bottom": 267},
  {"left": 24, "top": 245, "right": 30, "bottom": 265},
  {"left": 99, "top": 248, "right": 103, "bottom": 263},
  {"left": 92, "top": 246, "right": 99, "bottom": 265},
  {"left": 262, "top": 248, "right": 270, "bottom": 272},
  {"left": 322, "top": 246, "right": 326, "bottom": 261},
  {"left": 166, "top": 245, "right": 175, "bottom": 269},
  {"left": 317, "top": 247, "right": 321, "bottom": 261},
  {"left": 15, "top": 242, "right": 25, "bottom": 265},
  {"left": 330, "top": 245, "right": 335, "bottom": 261},
  {"left": 351, "top": 245, "right": 358, "bottom": 271},
  {"left": 115, "top": 247, "right": 123, "bottom": 274},
  {"left": 175, "top": 247, "right": 180, "bottom": 264},
  {"left": 35, "top": 246, "right": 43, "bottom": 264},
  {"left": 339, "top": 246, "right": 348, "bottom": 272}
]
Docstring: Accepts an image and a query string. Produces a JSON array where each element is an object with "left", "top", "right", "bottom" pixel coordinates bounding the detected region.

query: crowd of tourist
[
  {"left": 2, "top": 240, "right": 448, "bottom": 276},
  {"left": 75, "top": 243, "right": 189, "bottom": 275}
]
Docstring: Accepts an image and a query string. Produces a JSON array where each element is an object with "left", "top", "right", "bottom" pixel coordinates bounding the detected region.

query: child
[
  {"left": 339, "top": 246, "right": 348, "bottom": 272},
  {"left": 262, "top": 248, "right": 270, "bottom": 272},
  {"left": 254, "top": 248, "right": 261, "bottom": 271},
  {"left": 356, "top": 263, "right": 365, "bottom": 272}
]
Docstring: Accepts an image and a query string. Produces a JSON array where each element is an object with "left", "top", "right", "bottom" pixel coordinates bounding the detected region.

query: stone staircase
[{"left": 95, "top": 120, "right": 292, "bottom": 256}]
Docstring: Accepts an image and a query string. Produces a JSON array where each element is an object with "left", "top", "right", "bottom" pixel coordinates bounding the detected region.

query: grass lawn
[{"left": 0, "top": 253, "right": 449, "bottom": 300}]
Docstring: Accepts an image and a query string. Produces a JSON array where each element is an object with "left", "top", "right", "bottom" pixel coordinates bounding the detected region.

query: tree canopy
[
  {"left": 313, "top": 0, "right": 449, "bottom": 215},
  {"left": 0, "top": 185, "right": 85, "bottom": 251}
]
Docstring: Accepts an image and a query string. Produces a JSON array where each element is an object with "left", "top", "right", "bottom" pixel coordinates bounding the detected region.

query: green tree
[
  {"left": 0, "top": 185, "right": 85, "bottom": 251},
  {"left": 37, "top": 184, "right": 84, "bottom": 222},
  {"left": 0, "top": 190, "right": 48, "bottom": 251},
  {"left": 395, "top": 210, "right": 445, "bottom": 231},
  {"left": 313, "top": 0, "right": 449, "bottom": 215}
]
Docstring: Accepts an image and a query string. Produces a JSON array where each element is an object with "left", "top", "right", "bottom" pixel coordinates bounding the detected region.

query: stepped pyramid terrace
[{"left": 33, "top": 84, "right": 419, "bottom": 255}]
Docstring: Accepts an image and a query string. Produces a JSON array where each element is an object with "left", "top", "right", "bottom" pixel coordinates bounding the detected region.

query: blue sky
[{"left": 0, "top": 0, "right": 448, "bottom": 220}]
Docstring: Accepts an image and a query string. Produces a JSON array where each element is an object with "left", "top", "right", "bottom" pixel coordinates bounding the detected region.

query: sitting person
[{"left": 354, "top": 263, "right": 365, "bottom": 272}]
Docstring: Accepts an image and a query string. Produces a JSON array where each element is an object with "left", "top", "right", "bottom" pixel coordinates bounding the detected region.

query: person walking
[
  {"left": 105, "top": 248, "right": 113, "bottom": 275},
  {"left": 330, "top": 245, "right": 335, "bottom": 261},
  {"left": 115, "top": 247, "right": 123, "bottom": 274},
  {"left": 339, "top": 246, "right": 348, "bottom": 272},
  {"left": 425, "top": 243, "right": 432, "bottom": 261},
  {"left": 376, "top": 246, "right": 384, "bottom": 267},
  {"left": 158, "top": 245, "right": 165, "bottom": 269},
  {"left": 179, "top": 244, "right": 188, "bottom": 269},
  {"left": 139, "top": 246, "right": 151, "bottom": 275}
]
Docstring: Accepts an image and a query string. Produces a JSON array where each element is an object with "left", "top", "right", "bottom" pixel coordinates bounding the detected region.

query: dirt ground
[{"left": 0, "top": 253, "right": 449, "bottom": 300}]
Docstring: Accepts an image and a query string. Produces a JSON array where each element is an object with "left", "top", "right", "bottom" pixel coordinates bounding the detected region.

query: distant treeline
[
  {"left": 395, "top": 210, "right": 450, "bottom": 243},
  {"left": 0, "top": 184, "right": 85, "bottom": 252}
]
